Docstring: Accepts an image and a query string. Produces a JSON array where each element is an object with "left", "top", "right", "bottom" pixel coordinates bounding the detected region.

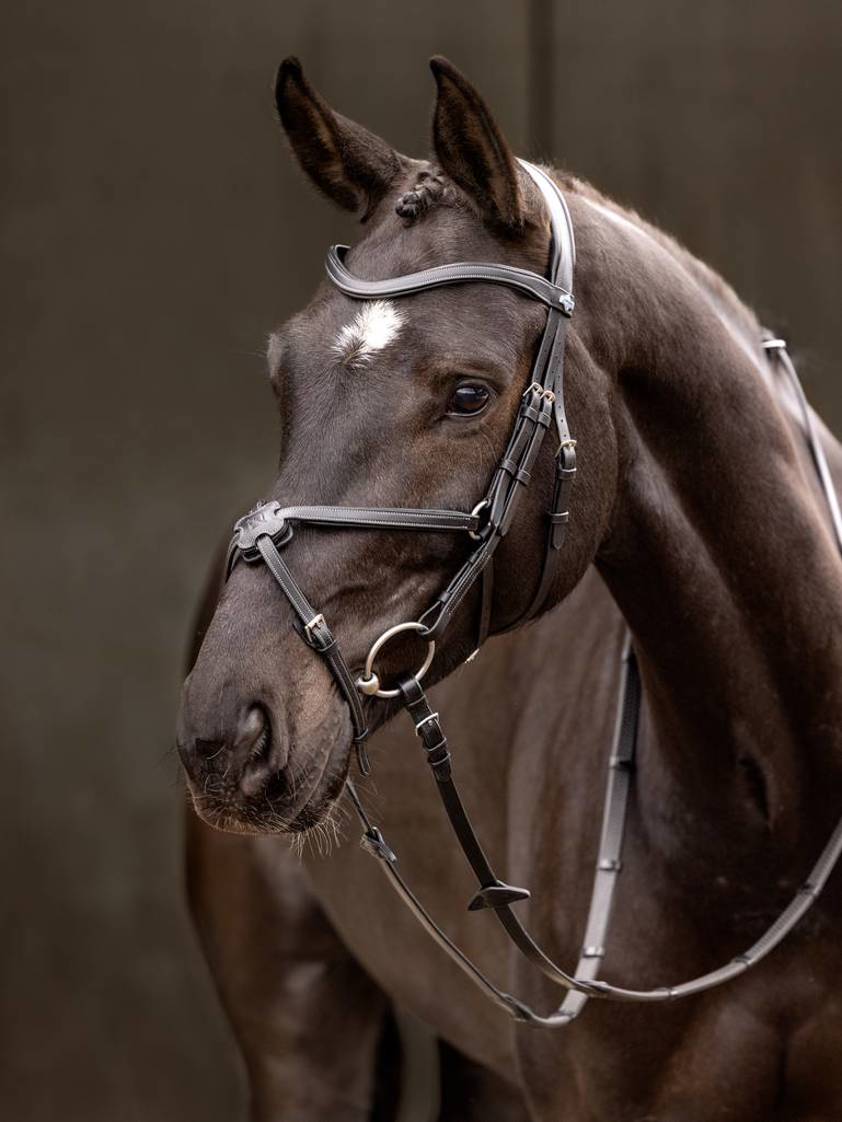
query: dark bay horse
[{"left": 178, "top": 56, "right": 842, "bottom": 1121}]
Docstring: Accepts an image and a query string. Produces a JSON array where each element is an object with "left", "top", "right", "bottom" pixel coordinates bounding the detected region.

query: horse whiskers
[
  {"left": 289, "top": 803, "right": 344, "bottom": 859},
  {"left": 344, "top": 772, "right": 386, "bottom": 818}
]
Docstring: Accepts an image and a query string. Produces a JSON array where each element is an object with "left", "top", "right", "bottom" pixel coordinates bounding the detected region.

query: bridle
[
  {"left": 225, "top": 161, "right": 842, "bottom": 1027},
  {"left": 227, "top": 159, "right": 575, "bottom": 771}
]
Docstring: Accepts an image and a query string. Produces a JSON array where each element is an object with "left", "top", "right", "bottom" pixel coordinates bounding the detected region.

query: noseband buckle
[{"left": 233, "top": 501, "right": 293, "bottom": 561}]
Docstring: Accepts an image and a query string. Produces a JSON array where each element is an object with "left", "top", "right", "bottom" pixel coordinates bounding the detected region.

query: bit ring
[{"left": 355, "top": 621, "right": 436, "bottom": 699}]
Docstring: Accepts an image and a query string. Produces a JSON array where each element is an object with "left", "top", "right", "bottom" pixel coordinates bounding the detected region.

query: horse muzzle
[{"left": 176, "top": 653, "right": 351, "bottom": 834}]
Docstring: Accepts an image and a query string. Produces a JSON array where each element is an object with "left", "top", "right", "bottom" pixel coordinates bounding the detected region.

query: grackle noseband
[{"left": 225, "top": 161, "right": 842, "bottom": 1027}]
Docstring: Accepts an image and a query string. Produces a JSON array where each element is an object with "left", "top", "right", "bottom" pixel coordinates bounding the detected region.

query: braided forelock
[{"left": 395, "top": 167, "right": 458, "bottom": 223}]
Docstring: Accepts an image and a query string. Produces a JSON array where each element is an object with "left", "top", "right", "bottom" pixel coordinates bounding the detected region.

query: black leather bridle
[
  {"left": 225, "top": 161, "right": 842, "bottom": 1027},
  {"left": 227, "top": 160, "right": 576, "bottom": 772}
]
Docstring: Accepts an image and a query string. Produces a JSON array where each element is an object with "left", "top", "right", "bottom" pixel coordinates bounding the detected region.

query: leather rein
[{"left": 225, "top": 161, "right": 842, "bottom": 1027}]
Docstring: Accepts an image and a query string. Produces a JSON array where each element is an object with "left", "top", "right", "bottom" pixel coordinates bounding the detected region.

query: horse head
[{"left": 176, "top": 57, "right": 617, "bottom": 834}]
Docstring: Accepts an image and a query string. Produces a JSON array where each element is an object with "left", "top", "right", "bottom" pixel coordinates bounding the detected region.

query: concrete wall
[{"left": 1, "top": 2, "right": 839, "bottom": 1118}]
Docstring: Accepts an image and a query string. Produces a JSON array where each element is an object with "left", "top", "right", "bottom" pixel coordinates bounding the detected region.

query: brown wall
[{"left": 1, "top": 2, "right": 840, "bottom": 1119}]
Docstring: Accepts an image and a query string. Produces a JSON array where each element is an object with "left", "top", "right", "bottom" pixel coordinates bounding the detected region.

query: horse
[{"left": 177, "top": 55, "right": 842, "bottom": 1121}]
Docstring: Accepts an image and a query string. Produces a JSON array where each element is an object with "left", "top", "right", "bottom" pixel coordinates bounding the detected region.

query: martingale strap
[{"left": 345, "top": 642, "right": 641, "bottom": 1026}]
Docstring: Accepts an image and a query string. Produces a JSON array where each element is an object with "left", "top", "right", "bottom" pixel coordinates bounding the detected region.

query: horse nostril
[
  {"left": 236, "top": 705, "right": 271, "bottom": 763},
  {"left": 235, "top": 705, "right": 286, "bottom": 799},
  {"left": 178, "top": 704, "right": 285, "bottom": 799}
]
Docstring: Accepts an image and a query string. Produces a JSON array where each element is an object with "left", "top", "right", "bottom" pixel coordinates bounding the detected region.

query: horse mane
[
  {"left": 396, "top": 160, "right": 763, "bottom": 352},
  {"left": 553, "top": 168, "right": 765, "bottom": 349}
]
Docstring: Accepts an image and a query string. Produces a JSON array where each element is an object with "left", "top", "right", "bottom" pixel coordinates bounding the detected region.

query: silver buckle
[{"left": 304, "top": 613, "right": 326, "bottom": 642}]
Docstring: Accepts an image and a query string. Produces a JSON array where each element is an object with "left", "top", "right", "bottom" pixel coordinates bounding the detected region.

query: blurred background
[{"left": 1, "top": 1, "right": 840, "bottom": 1118}]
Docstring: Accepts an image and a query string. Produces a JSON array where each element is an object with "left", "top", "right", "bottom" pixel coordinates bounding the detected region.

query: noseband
[{"left": 225, "top": 162, "right": 842, "bottom": 1027}]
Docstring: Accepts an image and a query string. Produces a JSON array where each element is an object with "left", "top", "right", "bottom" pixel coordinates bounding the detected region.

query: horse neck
[{"left": 582, "top": 203, "right": 842, "bottom": 869}]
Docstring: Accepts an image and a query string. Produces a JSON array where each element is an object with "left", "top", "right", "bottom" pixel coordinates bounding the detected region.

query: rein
[{"left": 225, "top": 162, "right": 842, "bottom": 1027}]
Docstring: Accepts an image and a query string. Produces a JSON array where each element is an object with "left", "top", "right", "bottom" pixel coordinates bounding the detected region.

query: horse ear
[
  {"left": 429, "top": 56, "right": 523, "bottom": 232},
  {"left": 275, "top": 57, "right": 402, "bottom": 218}
]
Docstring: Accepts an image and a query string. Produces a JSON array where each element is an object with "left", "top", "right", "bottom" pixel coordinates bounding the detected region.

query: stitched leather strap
[
  {"left": 255, "top": 535, "right": 371, "bottom": 773},
  {"left": 325, "top": 246, "right": 574, "bottom": 314},
  {"left": 519, "top": 440, "right": 578, "bottom": 623},
  {"left": 346, "top": 658, "right": 642, "bottom": 1025}
]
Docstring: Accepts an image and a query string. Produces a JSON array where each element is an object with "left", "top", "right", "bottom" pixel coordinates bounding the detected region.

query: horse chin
[{"left": 187, "top": 733, "right": 353, "bottom": 837}]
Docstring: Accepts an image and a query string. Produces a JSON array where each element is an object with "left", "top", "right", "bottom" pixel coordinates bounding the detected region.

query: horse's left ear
[
  {"left": 430, "top": 56, "right": 523, "bottom": 232},
  {"left": 275, "top": 57, "right": 403, "bottom": 219}
]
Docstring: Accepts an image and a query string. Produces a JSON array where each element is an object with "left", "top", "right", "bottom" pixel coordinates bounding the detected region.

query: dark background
[{"left": 2, "top": 1, "right": 840, "bottom": 1118}]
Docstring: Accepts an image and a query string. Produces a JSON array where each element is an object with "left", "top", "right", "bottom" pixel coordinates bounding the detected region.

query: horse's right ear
[{"left": 275, "top": 57, "right": 403, "bottom": 219}]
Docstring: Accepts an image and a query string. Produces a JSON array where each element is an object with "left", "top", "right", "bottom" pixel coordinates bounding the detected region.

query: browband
[
  {"left": 325, "top": 245, "right": 574, "bottom": 315},
  {"left": 325, "top": 160, "right": 576, "bottom": 316}
]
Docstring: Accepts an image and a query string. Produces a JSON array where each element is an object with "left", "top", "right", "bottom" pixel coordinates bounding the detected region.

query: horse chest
[
  {"left": 304, "top": 719, "right": 522, "bottom": 1072},
  {"left": 501, "top": 923, "right": 839, "bottom": 1122}
]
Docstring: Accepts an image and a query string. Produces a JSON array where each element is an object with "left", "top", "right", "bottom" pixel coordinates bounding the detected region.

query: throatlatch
[{"left": 225, "top": 160, "right": 842, "bottom": 1028}]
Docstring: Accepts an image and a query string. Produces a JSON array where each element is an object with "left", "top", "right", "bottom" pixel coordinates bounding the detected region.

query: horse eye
[{"left": 447, "top": 382, "right": 491, "bottom": 417}]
